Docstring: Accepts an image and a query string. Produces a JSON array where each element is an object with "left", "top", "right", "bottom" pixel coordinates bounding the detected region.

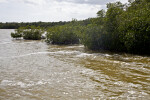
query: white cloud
[
  {"left": 0, "top": 0, "right": 7, "bottom": 3},
  {"left": 23, "top": 0, "right": 46, "bottom": 5},
  {"left": 54, "top": 0, "right": 117, "bottom": 5},
  {"left": 0, "top": 0, "right": 128, "bottom": 22}
]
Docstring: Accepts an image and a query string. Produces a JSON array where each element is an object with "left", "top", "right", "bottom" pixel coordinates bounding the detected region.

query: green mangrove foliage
[
  {"left": 80, "top": 24, "right": 105, "bottom": 50},
  {"left": 11, "top": 28, "right": 23, "bottom": 39},
  {"left": 46, "top": 24, "right": 80, "bottom": 45},
  {"left": 10, "top": 0, "right": 150, "bottom": 55},
  {"left": 11, "top": 26, "right": 44, "bottom": 40},
  {"left": 81, "top": 0, "right": 150, "bottom": 55},
  {"left": 118, "top": 0, "right": 150, "bottom": 54}
]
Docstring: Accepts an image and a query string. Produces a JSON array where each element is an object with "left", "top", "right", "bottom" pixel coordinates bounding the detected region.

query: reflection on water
[{"left": 0, "top": 29, "right": 150, "bottom": 100}]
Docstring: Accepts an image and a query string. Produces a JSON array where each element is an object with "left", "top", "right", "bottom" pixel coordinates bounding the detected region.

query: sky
[{"left": 0, "top": 0, "right": 128, "bottom": 22}]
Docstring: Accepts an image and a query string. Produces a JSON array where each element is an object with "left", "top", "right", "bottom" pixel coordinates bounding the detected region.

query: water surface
[{"left": 0, "top": 29, "right": 150, "bottom": 100}]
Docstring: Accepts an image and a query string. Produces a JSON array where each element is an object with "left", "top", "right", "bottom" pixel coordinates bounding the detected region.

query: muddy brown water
[{"left": 0, "top": 29, "right": 150, "bottom": 100}]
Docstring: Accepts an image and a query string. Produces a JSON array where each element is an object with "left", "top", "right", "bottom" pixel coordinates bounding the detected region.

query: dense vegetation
[
  {"left": 11, "top": 26, "right": 44, "bottom": 40},
  {"left": 46, "top": 23, "right": 80, "bottom": 44},
  {"left": 118, "top": 0, "right": 150, "bottom": 54},
  {"left": 81, "top": 0, "right": 150, "bottom": 55},
  {"left": 9, "top": 0, "right": 150, "bottom": 55}
]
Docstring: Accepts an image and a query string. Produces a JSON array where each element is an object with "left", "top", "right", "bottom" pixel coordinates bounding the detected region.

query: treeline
[
  {"left": 0, "top": 21, "right": 68, "bottom": 29},
  {"left": 0, "top": 19, "right": 92, "bottom": 29},
  {"left": 11, "top": 0, "right": 150, "bottom": 55}
]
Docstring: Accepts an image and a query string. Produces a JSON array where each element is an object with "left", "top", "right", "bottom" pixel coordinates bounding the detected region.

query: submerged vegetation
[
  {"left": 11, "top": 26, "right": 44, "bottom": 40},
  {"left": 11, "top": 29, "right": 23, "bottom": 39},
  {"left": 9, "top": 0, "right": 150, "bottom": 55}
]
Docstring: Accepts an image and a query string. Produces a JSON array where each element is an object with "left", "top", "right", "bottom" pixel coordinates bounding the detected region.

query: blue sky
[{"left": 0, "top": 0, "right": 128, "bottom": 22}]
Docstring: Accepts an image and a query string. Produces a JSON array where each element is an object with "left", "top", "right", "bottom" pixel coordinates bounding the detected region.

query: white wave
[
  {"left": 65, "top": 45, "right": 84, "bottom": 48},
  {"left": 0, "top": 80, "right": 49, "bottom": 88},
  {"left": 114, "top": 81, "right": 124, "bottom": 86},
  {"left": 0, "top": 41, "right": 37, "bottom": 45},
  {"left": 55, "top": 51, "right": 80, "bottom": 55},
  {"left": 76, "top": 53, "right": 93, "bottom": 57},
  {"left": 65, "top": 46, "right": 76, "bottom": 49},
  {"left": 1, "top": 80, "right": 13, "bottom": 85},
  {"left": 0, "top": 52, "right": 51, "bottom": 59},
  {"left": 104, "top": 54, "right": 111, "bottom": 57},
  {"left": 0, "top": 50, "right": 81, "bottom": 59},
  {"left": 0, "top": 42, "right": 12, "bottom": 45},
  {"left": 128, "top": 83, "right": 141, "bottom": 88},
  {"left": 17, "top": 82, "right": 26, "bottom": 88}
]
